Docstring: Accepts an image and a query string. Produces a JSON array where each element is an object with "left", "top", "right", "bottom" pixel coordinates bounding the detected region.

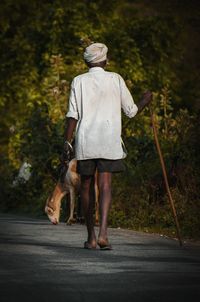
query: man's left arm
[
  {"left": 64, "top": 78, "right": 79, "bottom": 143},
  {"left": 64, "top": 117, "right": 77, "bottom": 143},
  {"left": 62, "top": 78, "right": 79, "bottom": 162},
  {"left": 59, "top": 117, "right": 77, "bottom": 182}
]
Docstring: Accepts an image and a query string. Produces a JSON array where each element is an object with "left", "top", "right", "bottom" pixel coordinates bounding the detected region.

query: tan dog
[{"left": 45, "top": 159, "right": 99, "bottom": 225}]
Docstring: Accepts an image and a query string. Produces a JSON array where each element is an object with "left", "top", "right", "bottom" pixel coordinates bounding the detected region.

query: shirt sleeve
[
  {"left": 66, "top": 79, "right": 79, "bottom": 120},
  {"left": 119, "top": 75, "right": 138, "bottom": 118}
]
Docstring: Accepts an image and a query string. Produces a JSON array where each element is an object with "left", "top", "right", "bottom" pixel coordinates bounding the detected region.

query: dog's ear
[
  {"left": 45, "top": 206, "right": 54, "bottom": 216},
  {"left": 45, "top": 195, "right": 57, "bottom": 213}
]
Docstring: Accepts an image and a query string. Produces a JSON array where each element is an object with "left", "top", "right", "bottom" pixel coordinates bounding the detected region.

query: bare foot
[
  {"left": 97, "top": 237, "right": 112, "bottom": 250},
  {"left": 84, "top": 238, "right": 97, "bottom": 249}
]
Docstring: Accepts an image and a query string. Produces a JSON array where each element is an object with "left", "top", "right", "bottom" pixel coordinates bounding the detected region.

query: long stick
[{"left": 149, "top": 105, "right": 183, "bottom": 246}]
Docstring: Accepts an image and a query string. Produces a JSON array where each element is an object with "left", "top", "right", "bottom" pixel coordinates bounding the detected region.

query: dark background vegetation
[{"left": 0, "top": 0, "right": 200, "bottom": 238}]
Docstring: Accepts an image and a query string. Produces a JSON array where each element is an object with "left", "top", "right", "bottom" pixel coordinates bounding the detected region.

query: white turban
[{"left": 83, "top": 43, "right": 108, "bottom": 63}]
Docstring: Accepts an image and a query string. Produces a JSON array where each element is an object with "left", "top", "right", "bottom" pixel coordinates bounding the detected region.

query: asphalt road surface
[{"left": 0, "top": 213, "right": 200, "bottom": 302}]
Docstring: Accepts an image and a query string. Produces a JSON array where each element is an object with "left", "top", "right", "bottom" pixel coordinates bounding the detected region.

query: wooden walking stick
[{"left": 149, "top": 104, "right": 183, "bottom": 246}]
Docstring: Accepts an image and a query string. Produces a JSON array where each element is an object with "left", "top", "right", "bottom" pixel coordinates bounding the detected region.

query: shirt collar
[{"left": 89, "top": 67, "right": 105, "bottom": 73}]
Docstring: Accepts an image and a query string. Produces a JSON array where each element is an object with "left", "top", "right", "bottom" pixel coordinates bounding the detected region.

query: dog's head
[{"left": 45, "top": 196, "right": 60, "bottom": 225}]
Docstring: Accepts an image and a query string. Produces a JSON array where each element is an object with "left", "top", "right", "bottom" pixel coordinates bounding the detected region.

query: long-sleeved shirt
[{"left": 66, "top": 67, "right": 138, "bottom": 160}]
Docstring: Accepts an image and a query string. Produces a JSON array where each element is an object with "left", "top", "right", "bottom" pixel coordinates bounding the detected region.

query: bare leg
[
  {"left": 98, "top": 172, "right": 112, "bottom": 244},
  {"left": 81, "top": 175, "right": 96, "bottom": 247},
  {"left": 94, "top": 173, "right": 99, "bottom": 225}
]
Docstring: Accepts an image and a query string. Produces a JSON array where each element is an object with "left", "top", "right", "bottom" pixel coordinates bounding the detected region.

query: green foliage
[{"left": 0, "top": 0, "right": 200, "bottom": 238}]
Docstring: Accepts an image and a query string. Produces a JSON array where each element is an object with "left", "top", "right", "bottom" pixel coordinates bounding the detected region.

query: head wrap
[{"left": 83, "top": 43, "right": 108, "bottom": 64}]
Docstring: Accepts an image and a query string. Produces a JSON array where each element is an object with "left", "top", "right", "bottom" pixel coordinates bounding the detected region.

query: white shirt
[{"left": 66, "top": 67, "right": 138, "bottom": 160}]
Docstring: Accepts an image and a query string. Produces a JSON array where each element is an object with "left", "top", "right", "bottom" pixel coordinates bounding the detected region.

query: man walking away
[{"left": 64, "top": 43, "right": 152, "bottom": 250}]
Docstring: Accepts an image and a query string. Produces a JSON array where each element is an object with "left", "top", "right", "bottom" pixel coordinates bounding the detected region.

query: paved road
[{"left": 0, "top": 213, "right": 200, "bottom": 302}]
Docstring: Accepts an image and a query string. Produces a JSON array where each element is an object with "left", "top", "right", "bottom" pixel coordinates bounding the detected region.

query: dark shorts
[{"left": 77, "top": 158, "right": 125, "bottom": 175}]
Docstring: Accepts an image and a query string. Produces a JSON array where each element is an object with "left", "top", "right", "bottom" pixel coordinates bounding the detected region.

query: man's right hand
[
  {"left": 142, "top": 91, "right": 152, "bottom": 104},
  {"left": 137, "top": 91, "right": 153, "bottom": 113}
]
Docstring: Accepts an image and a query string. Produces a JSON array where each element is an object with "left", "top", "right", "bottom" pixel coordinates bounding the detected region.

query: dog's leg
[{"left": 66, "top": 187, "right": 76, "bottom": 225}]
